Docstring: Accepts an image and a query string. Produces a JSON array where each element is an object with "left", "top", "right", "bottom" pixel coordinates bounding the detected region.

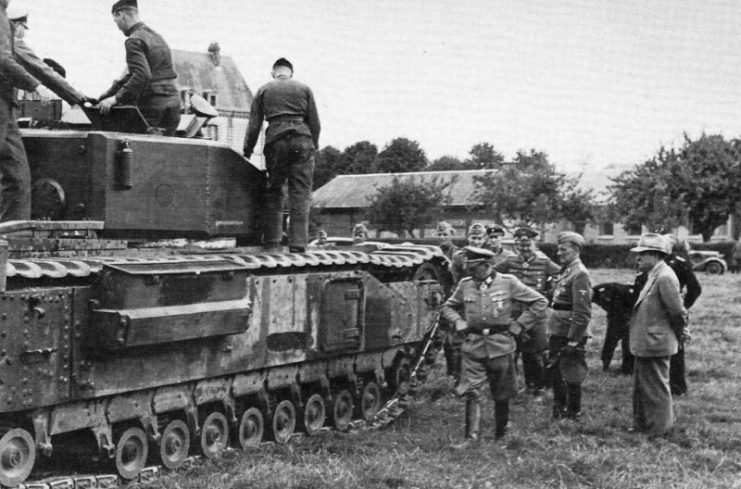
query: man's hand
[
  {"left": 97, "top": 96, "right": 118, "bottom": 115},
  {"left": 34, "top": 86, "right": 53, "bottom": 101},
  {"left": 508, "top": 321, "right": 524, "bottom": 337},
  {"left": 80, "top": 96, "right": 99, "bottom": 107},
  {"left": 454, "top": 319, "right": 468, "bottom": 333}
]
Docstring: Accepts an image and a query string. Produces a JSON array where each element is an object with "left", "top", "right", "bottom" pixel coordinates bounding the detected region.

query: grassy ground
[{"left": 143, "top": 269, "right": 741, "bottom": 489}]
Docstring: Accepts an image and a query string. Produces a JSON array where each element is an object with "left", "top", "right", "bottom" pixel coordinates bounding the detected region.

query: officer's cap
[
  {"left": 631, "top": 233, "right": 670, "bottom": 255},
  {"left": 513, "top": 226, "right": 538, "bottom": 240},
  {"left": 463, "top": 246, "right": 495, "bottom": 266},
  {"left": 352, "top": 223, "right": 368, "bottom": 236},
  {"left": 273, "top": 57, "right": 294, "bottom": 72},
  {"left": 112, "top": 0, "right": 138, "bottom": 14},
  {"left": 467, "top": 223, "right": 487, "bottom": 237},
  {"left": 486, "top": 224, "right": 506, "bottom": 237},
  {"left": 437, "top": 221, "right": 454, "bottom": 234},
  {"left": 557, "top": 231, "right": 585, "bottom": 248},
  {"left": 7, "top": 7, "right": 28, "bottom": 26}
]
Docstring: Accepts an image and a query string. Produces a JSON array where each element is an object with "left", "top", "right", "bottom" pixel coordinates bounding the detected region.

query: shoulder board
[
  {"left": 498, "top": 273, "right": 516, "bottom": 280},
  {"left": 459, "top": 276, "right": 473, "bottom": 283},
  {"left": 674, "top": 256, "right": 686, "bottom": 263}
]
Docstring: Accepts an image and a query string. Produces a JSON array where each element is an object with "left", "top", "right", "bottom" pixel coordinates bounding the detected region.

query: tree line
[{"left": 314, "top": 134, "right": 741, "bottom": 241}]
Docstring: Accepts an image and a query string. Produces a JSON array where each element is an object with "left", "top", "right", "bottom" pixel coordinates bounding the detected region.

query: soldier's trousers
[
  {"left": 0, "top": 102, "right": 31, "bottom": 222},
  {"left": 601, "top": 314, "right": 633, "bottom": 374},
  {"left": 263, "top": 135, "right": 315, "bottom": 249},
  {"left": 633, "top": 356, "right": 673, "bottom": 436},
  {"left": 548, "top": 336, "right": 587, "bottom": 418},
  {"left": 137, "top": 87, "right": 182, "bottom": 136}
]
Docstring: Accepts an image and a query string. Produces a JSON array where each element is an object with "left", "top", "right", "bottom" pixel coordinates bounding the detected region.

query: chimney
[{"left": 208, "top": 42, "right": 221, "bottom": 67}]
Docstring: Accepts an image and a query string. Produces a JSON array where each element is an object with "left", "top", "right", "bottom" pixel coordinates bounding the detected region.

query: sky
[{"left": 10, "top": 0, "right": 741, "bottom": 188}]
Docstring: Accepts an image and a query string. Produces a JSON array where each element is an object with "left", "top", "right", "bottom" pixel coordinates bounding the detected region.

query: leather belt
[
  {"left": 470, "top": 325, "right": 509, "bottom": 336},
  {"left": 269, "top": 115, "right": 305, "bottom": 124},
  {"left": 551, "top": 303, "right": 572, "bottom": 311}
]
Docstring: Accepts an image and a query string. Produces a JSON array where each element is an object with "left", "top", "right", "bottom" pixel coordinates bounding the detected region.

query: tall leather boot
[
  {"left": 494, "top": 401, "right": 509, "bottom": 439},
  {"left": 452, "top": 399, "right": 481, "bottom": 449},
  {"left": 566, "top": 383, "right": 582, "bottom": 420}
]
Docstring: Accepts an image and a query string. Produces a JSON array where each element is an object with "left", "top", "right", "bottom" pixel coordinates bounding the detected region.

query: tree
[
  {"left": 472, "top": 149, "right": 596, "bottom": 231},
  {"left": 463, "top": 142, "right": 506, "bottom": 169},
  {"left": 341, "top": 141, "right": 379, "bottom": 174},
  {"left": 313, "top": 146, "right": 343, "bottom": 189},
  {"left": 609, "top": 134, "right": 741, "bottom": 241},
  {"left": 428, "top": 155, "right": 464, "bottom": 171},
  {"left": 366, "top": 176, "right": 454, "bottom": 238},
  {"left": 375, "top": 138, "right": 428, "bottom": 173}
]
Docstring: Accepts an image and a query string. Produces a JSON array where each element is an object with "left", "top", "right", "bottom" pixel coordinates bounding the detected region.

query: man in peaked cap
[
  {"left": 629, "top": 233, "right": 687, "bottom": 436},
  {"left": 547, "top": 231, "right": 592, "bottom": 421},
  {"left": 486, "top": 224, "right": 516, "bottom": 267},
  {"left": 441, "top": 246, "right": 547, "bottom": 446},
  {"left": 496, "top": 225, "right": 561, "bottom": 402},
  {"left": 97, "top": 0, "right": 181, "bottom": 136},
  {"left": 243, "top": 57, "right": 321, "bottom": 253}
]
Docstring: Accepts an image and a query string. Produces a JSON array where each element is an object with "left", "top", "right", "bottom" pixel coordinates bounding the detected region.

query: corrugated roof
[
  {"left": 172, "top": 50, "right": 253, "bottom": 112},
  {"left": 312, "top": 170, "right": 497, "bottom": 209}
]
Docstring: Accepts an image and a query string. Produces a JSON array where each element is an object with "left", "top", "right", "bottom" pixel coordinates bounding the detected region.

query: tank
[{"left": 0, "top": 114, "right": 445, "bottom": 487}]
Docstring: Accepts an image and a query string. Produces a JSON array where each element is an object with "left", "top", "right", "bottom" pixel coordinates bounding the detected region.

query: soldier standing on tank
[
  {"left": 441, "top": 247, "right": 547, "bottom": 446},
  {"left": 0, "top": 0, "right": 57, "bottom": 222},
  {"left": 97, "top": 0, "right": 181, "bottom": 136},
  {"left": 485, "top": 225, "right": 516, "bottom": 267},
  {"left": 548, "top": 231, "right": 592, "bottom": 421},
  {"left": 244, "top": 58, "right": 320, "bottom": 253},
  {"left": 496, "top": 225, "right": 560, "bottom": 401}
]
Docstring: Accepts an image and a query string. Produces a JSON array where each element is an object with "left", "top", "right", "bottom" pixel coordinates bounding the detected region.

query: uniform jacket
[
  {"left": 13, "top": 35, "right": 84, "bottom": 106},
  {"left": 450, "top": 247, "right": 514, "bottom": 285},
  {"left": 99, "top": 22, "right": 178, "bottom": 105},
  {"left": 441, "top": 272, "right": 547, "bottom": 359},
  {"left": 548, "top": 258, "right": 592, "bottom": 340},
  {"left": 0, "top": 8, "right": 39, "bottom": 106},
  {"left": 243, "top": 78, "right": 321, "bottom": 156},
  {"left": 629, "top": 260, "right": 687, "bottom": 358},
  {"left": 633, "top": 254, "right": 701, "bottom": 309},
  {"left": 496, "top": 253, "right": 561, "bottom": 295}
]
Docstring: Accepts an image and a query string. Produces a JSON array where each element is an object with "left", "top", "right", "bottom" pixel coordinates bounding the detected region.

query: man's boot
[
  {"left": 452, "top": 399, "right": 481, "bottom": 449},
  {"left": 566, "top": 383, "right": 582, "bottom": 420},
  {"left": 494, "top": 401, "right": 509, "bottom": 439}
]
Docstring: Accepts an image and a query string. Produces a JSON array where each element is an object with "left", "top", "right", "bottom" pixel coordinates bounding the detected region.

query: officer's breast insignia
[
  {"left": 489, "top": 291, "right": 507, "bottom": 317},
  {"left": 521, "top": 262, "right": 529, "bottom": 269}
]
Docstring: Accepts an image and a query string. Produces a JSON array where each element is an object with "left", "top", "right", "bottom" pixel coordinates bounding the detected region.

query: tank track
[{"left": 1, "top": 247, "right": 443, "bottom": 488}]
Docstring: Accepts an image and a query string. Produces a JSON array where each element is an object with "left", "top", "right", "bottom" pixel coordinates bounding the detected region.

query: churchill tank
[{"left": 0, "top": 106, "right": 444, "bottom": 487}]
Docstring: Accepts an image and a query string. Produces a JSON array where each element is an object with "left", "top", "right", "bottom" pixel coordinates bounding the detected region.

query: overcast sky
[{"left": 11, "top": 0, "right": 741, "bottom": 183}]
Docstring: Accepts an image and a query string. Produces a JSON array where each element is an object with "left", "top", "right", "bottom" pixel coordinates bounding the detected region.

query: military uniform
[
  {"left": 633, "top": 252, "right": 700, "bottom": 395},
  {"left": 548, "top": 232, "right": 592, "bottom": 420},
  {"left": 244, "top": 58, "right": 320, "bottom": 252},
  {"left": 497, "top": 252, "right": 560, "bottom": 393},
  {"left": 0, "top": 4, "right": 39, "bottom": 221},
  {"left": 99, "top": 20, "right": 181, "bottom": 135},
  {"left": 441, "top": 247, "right": 547, "bottom": 441}
]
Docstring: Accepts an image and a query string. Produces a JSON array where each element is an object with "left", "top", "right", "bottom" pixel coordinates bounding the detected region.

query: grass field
[{"left": 144, "top": 269, "right": 741, "bottom": 489}]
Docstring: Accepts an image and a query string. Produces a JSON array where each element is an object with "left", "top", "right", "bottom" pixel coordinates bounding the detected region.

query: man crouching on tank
[{"left": 441, "top": 247, "right": 547, "bottom": 447}]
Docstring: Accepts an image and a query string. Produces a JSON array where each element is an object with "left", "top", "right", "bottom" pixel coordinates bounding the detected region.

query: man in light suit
[{"left": 629, "top": 233, "right": 687, "bottom": 437}]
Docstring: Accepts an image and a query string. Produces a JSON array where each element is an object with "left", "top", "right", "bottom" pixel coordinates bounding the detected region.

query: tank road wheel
[
  {"left": 114, "top": 427, "right": 148, "bottom": 481},
  {"left": 237, "top": 407, "right": 264, "bottom": 449},
  {"left": 391, "top": 357, "right": 412, "bottom": 396},
  {"left": 301, "top": 394, "right": 326, "bottom": 436},
  {"left": 332, "top": 389, "right": 355, "bottom": 431},
  {"left": 271, "top": 400, "right": 297, "bottom": 444},
  {"left": 200, "top": 412, "right": 230, "bottom": 459},
  {"left": 155, "top": 420, "right": 190, "bottom": 470},
  {"left": 0, "top": 428, "right": 35, "bottom": 487},
  {"left": 360, "top": 381, "right": 383, "bottom": 420}
]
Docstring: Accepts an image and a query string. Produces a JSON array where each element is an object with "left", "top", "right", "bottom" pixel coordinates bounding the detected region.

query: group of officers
[{"left": 434, "top": 222, "right": 694, "bottom": 446}]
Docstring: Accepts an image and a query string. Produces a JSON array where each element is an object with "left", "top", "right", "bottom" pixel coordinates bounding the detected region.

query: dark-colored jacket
[
  {"left": 634, "top": 254, "right": 701, "bottom": 309},
  {"left": 99, "top": 22, "right": 177, "bottom": 104},
  {"left": 13, "top": 35, "right": 84, "bottom": 106},
  {"left": 548, "top": 258, "right": 592, "bottom": 340},
  {"left": 243, "top": 78, "right": 321, "bottom": 156},
  {"left": 441, "top": 272, "right": 547, "bottom": 359},
  {"left": 630, "top": 261, "right": 687, "bottom": 357},
  {"left": 0, "top": 9, "right": 39, "bottom": 106}
]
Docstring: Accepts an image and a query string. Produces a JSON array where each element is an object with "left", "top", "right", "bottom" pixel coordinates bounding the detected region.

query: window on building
[
  {"left": 202, "top": 91, "right": 217, "bottom": 107},
  {"left": 600, "top": 222, "right": 614, "bottom": 235},
  {"left": 179, "top": 89, "right": 190, "bottom": 109},
  {"left": 626, "top": 223, "right": 642, "bottom": 235}
]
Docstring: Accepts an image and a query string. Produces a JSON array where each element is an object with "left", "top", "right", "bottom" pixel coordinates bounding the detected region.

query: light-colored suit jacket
[{"left": 629, "top": 261, "right": 687, "bottom": 357}]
